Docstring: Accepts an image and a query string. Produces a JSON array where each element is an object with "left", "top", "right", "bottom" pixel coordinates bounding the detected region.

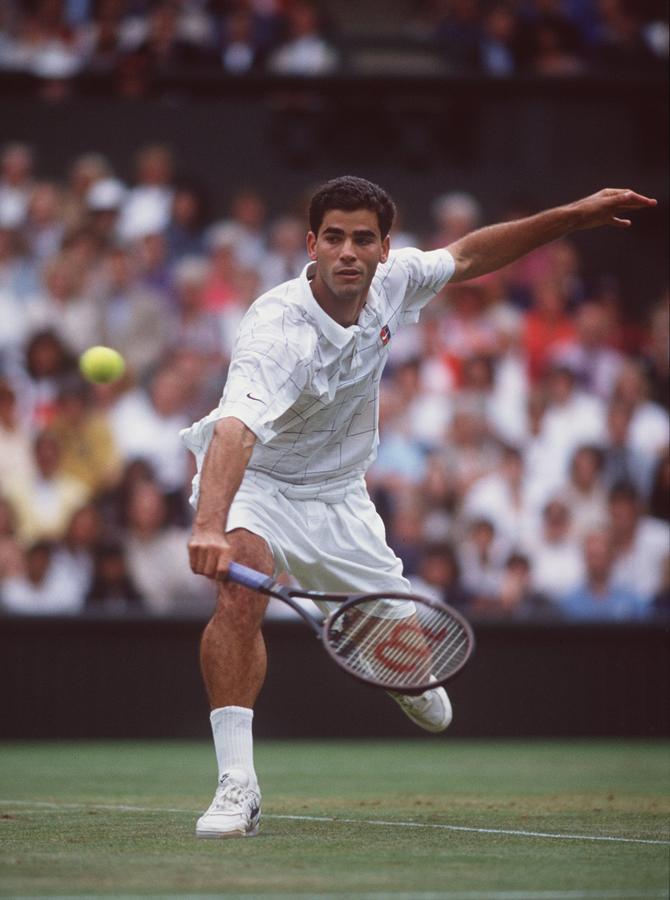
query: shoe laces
[{"left": 213, "top": 777, "right": 255, "bottom": 811}]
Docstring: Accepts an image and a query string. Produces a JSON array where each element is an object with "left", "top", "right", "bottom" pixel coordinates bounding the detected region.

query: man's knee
[
  {"left": 209, "top": 529, "right": 272, "bottom": 633},
  {"left": 226, "top": 529, "right": 274, "bottom": 575}
]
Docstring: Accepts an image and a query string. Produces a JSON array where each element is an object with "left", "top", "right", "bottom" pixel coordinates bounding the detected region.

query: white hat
[{"left": 87, "top": 178, "right": 127, "bottom": 211}]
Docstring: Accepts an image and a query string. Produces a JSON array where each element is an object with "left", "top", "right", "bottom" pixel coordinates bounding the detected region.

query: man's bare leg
[
  {"left": 196, "top": 528, "right": 273, "bottom": 838},
  {"left": 200, "top": 528, "right": 273, "bottom": 708}
]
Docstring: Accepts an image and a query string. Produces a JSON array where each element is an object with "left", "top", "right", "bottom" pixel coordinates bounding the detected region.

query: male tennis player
[{"left": 182, "top": 177, "right": 655, "bottom": 838}]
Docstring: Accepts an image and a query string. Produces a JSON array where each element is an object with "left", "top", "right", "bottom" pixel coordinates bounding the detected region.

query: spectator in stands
[
  {"left": 608, "top": 481, "right": 670, "bottom": 605},
  {"left": 122, "top": 479, "right": 214, "bottom": 615},
  {"left": 26, "top": 253, "right": 98, "bottom": 355},
  {"left": 612, "top": 359, "right": 669, "bottom": 462},
  {"left": 75, "top": 0, "right": 127, "bottom": 75},
  {"left": 0, "top": 379, "right": 33, "bottom": 494},
  {"left": 561, "top": 529, "right": 648, "bottom": 621},
  {"left": 133, "top": 229, "right": 172, "bottom": 300},
  {"left": 642, "top": 298, "right": 669, "bottom": 411},
  {"left": 434, "top": 0, "right": 483, "bottom": 72},
  {"left": 51, "top": 501, "right": 104, "bottom": 602},
  {"left": 219, "top": 5, "right": 278, "bottom": 74},
  {"left": 433, "top": 401, "right": 500, "bottom": 505},
  {"left": 267, "top": 0, "right": 337, "bottom": 74},
  {"left": 165, "top": 180, "right": 207, "bottom": 263},
  {"left": 495, "top": 552, "right": 554, "bottom": 619},
  {"left": 0, "top": 143, "right": 34, "bottom": 227},
  {"left": 479, "top": 3, "right": 518, "bottom": 76},
  {"left": 461, "top": 445, "right": 535, "bottom": 547},
  {"left": 61, "top": 152, "right": 112, "bottom": 231},
  {"left": 91, "top": 244, "right": 170, "bottom": 379},
  {"left": 591, "top": 0, "right": 661, "bottom": 74},
  {"left": 24, "top": 181, "right": 66, "bottom": 262},
  {"left": 522, "top": 278, "right": 576, "bottom": 383},
  {"left": 601, "top": 399, "right": 655, "bottom": 498},
  {"left": 19, "top": 329, "right": 77, "bottom": 431},
  {"left": 0, "top": 496, "right": 24, "bottom": 580},
  {"left": 47, "top": 377, "right": 121, "bottom": 495},
  {"left": 3, "top": 429, "right": 90, "bottom": 545},
  {"left": 1, "top": 539, "right": 85, "bottom": 616},
  {"left": 428, "top": 191, "right": 482, "bottom": 249},
  {"left": 0, "top": 209, "right": 38, "bottom": 300},
  {"left": 85, "top": 177, "right": 128, "bottom": 246},
  {"left": 170, "top": 255, "right": 224, "bottom": 359},
  {"left": 549, "top": 300, "right": 624, "bottom": 400},
  {"left": 224, "top": 187, "right": 268, "bottom": 270},
  {"left": 108, "top": 364, "right": 191, "bottom": 499},
  {"left": 85, "top": 539, "right": 146, "bottom": 615},
  {"left": 459, "top": 518, "right": 509, "bottom": 602},
  {"left": 117, "top": 143, "right": 174, "bottom": 244},
  {"left": 258, "top": 215, "right": 309, "bottom": 293},
  {"left": 524, "top": 498, "right": 584, "bottom": 603},
  {"left": 534, "top": 363, "right": 606, "bottom": 487},
  {"left": 409, "top": 541, "right": 471, "bottom": 610},
  {"left": 201, "top": 223, "right": 243, "bottom": 312},
  {"left": 559, "top": 445, "right": 608, "bottom": 540}
]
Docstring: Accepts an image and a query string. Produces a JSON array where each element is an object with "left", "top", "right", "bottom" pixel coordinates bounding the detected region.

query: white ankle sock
[{"left": 210, "top": 706, "right": 257, "bottom": 787}]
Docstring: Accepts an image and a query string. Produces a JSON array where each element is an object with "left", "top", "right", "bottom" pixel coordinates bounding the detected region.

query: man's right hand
[{"left": 188, "top": 530, "right": 233, "bottom": 581}]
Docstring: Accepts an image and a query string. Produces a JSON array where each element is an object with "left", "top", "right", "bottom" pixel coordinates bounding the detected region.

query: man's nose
[{"left": 340, "top": 240, "right": 356, "bottom": 260}]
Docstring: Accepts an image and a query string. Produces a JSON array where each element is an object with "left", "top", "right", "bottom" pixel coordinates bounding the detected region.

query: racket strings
[{"left": 326, "top": 598, "right": 470, "bottom": 690}]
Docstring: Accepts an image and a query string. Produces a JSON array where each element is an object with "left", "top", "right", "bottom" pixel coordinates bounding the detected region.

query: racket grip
[{"left": 227, "top": 562, "right": 272, "bottom": 591}]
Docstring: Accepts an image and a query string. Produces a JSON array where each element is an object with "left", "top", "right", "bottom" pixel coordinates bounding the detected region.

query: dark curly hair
[{"left": 309, "top": 176, "right": 396, "bottom": 239}]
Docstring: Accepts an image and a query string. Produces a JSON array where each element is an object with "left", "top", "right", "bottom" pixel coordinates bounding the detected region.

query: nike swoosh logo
[{"left": 246, "top": 392, "right": 264, "bottom": 403}]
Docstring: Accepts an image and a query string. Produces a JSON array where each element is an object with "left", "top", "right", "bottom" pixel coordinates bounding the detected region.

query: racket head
[{"left": 322, "top": 591, "right": 475, "bottom": 695}]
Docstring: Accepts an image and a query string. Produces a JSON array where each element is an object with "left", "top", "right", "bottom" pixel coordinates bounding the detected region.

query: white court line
[
  {"left": 6, "top": 893, "right": 670, "bottom": 900},
  {"left": 1, "top": 798, "right": 668, "bottom": 847}
]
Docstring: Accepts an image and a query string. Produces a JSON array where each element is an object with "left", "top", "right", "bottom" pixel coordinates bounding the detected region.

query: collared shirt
[{"left": 182, "top": 247, "right": 455, "bottom": 501}]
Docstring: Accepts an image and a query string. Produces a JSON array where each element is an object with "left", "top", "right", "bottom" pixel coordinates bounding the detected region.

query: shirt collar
[{"left": 298, "top": 262, "right": 359, "bottom": 349}]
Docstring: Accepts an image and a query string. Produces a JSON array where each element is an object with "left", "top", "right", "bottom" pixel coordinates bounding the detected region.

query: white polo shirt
[{"left": 182, "top": 247, "right": 455, "bottom": 502}]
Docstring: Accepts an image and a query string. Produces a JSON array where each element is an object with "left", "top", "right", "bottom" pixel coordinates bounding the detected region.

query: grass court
[{"left": 1, "top": 739, "right": 668, "bottom": 898}]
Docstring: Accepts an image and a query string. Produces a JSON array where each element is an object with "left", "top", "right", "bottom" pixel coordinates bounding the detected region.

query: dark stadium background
[{"left": 0, "top": 0, "right": 668, "bottom": 740}]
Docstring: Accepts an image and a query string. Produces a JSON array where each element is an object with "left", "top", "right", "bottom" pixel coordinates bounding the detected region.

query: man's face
[{"left": 307, "top": 208, "right": 389, "bottom": 305}]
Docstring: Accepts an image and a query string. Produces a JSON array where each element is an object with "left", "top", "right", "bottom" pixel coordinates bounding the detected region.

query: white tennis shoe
[
  {"left": 195, "top": 768, "right": 261, "bottom": 839},
  {"left": 388, "top": 683, "right": 453, "bottom": 733}
]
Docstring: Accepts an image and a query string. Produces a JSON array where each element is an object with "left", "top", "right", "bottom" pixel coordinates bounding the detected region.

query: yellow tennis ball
[{"left": 79, "top": 346, "right": 126, "bottom": 384}]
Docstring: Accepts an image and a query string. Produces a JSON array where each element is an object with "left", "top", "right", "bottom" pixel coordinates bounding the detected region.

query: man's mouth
[{"left": 336, "top": 269, "right": 361, "bottom": 279}]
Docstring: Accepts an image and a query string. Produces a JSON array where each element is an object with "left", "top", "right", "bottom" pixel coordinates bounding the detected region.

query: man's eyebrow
[{"left": 322, "top": 226, "right": 378, "bottom": 238}]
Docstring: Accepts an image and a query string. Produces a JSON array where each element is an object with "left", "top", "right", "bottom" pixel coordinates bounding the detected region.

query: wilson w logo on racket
[{"left": 226, "top": 562, "right": 475, "bottom": 695}]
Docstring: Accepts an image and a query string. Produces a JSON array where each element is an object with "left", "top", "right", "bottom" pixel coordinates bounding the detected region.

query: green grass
[{"left": 0, "top": 740, "right": 668, "bottom": 898}]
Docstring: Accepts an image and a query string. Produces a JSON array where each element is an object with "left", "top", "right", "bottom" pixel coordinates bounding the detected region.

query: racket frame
[{"left": 226, "top": 561, "right": 475, "bottom": 694}]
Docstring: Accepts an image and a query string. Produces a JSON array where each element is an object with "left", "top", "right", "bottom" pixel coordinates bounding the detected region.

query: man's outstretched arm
[
  {"left": 188, "top": 417, "right": 256, "bottom": 580},
  {"left": 446, "top": 188, "right": 657, "bottom": 283}
]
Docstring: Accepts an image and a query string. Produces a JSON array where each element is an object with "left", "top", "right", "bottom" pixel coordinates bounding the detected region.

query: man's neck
[{"left": 310, "top": 272, "right": 367, "bottom": 328}]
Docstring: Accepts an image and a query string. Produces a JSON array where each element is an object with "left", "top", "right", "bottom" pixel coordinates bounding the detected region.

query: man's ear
[
  {"left": 306, "top": 230, "right": 317, "bottom": 260},
  {"left": 380, "top": 234, "right": 390, "bottom": 264}
]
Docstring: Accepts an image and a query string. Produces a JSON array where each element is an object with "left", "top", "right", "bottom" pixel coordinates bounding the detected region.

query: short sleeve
[
  {"left": 217, "top": 306, "right": 315, "bottom": 443},
  {"left": 180, "top": 301, "right": 316, "bottom": 476},
  {"left": 393, "top": 247, "right": 455, "bottom": 324}
]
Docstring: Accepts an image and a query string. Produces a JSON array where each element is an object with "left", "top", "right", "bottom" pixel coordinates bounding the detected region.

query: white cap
[{"left": 87, "top": 178, "right": 127, "bottom": 211}]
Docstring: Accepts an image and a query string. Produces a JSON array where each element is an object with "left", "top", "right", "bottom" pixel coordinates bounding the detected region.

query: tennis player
[{"left": 182, "top": 177, "right": 655, "bottom": 838}]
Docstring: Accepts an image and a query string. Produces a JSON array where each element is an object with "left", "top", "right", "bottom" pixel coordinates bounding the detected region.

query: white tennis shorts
[{"left": 227, "top": 470, "right": 412, "bottom": 614}]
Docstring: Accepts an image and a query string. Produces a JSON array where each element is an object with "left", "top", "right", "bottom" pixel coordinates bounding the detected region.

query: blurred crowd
[
  {"left": 0, "top": 0, "right": 666, "bottom": 97},
  {"left": 0, "top": 139, "right": 668, "bottom": 622}
]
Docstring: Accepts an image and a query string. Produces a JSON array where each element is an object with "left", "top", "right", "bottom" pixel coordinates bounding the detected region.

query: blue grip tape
[{"left": 228, "top": 562, "right": 270, "bottom": 591}]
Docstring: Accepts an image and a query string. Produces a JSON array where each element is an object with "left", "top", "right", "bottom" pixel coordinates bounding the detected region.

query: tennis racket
[{"left": 227, "top": 562, "right": 475, "bottom": 695}]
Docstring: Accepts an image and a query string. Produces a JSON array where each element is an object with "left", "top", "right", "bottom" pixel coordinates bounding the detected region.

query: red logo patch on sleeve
[{"left": 380, "top": 325, "right": 391, "bottom": 345}]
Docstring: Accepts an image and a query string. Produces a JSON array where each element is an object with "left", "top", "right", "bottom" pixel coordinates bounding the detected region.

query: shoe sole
[{"left": 196, "top": 823, "right": 260, "bottom": 839}]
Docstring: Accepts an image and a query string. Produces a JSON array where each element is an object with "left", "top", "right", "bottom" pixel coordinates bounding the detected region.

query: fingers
[
  {"left": 188, "top": 541, "right": 231, "bottom": 580},
  {"left": 611, "top": 217, "right": 632, "bottom": 227},
  {"left": 605, "top": 189, "right": 657, "bottom": 208}
]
